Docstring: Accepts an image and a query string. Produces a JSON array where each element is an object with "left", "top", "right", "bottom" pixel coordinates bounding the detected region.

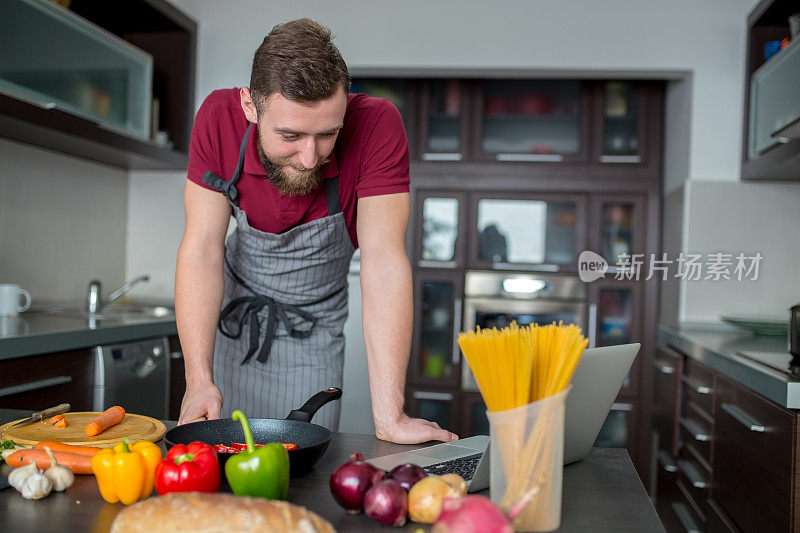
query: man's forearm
[
  {"left": 360, "top": 248, "right": 413, "bottom": 433},
  {"left": 175, "top": 245, "right": 225, "bottom": 388}
]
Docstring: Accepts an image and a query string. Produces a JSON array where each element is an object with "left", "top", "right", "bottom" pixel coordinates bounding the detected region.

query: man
[{"left": 175, "top": 18, "right": 457, "bottom": 445}]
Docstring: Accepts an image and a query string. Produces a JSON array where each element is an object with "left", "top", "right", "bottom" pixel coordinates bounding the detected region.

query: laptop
[{"left": 368, "top": 343, "right": 640, "bottom": 492}]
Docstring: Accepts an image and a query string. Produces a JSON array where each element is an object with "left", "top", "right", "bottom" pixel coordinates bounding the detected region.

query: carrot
[
  {"left": 6, "top": 449, "right": 93, "bottom": 474},
  {"left": 33, "top": 441, "right": 102, "bottom": 457},
  {"left": 54, "top": 419, "right": 67, "bottom": 428},
  {"left": 85, "top": 406, "right": 126, "bottom": 436},
  {"left": 48, "top": 414, "right": 65, "bottom": 425}
]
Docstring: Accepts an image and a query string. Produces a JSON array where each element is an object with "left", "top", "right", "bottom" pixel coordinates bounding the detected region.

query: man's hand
[
  {"left": 375, "top": 412, "right": 459, "bottom": 444},
  {"left": 178, "top": 382, "right": 223, "bottom": 425}
]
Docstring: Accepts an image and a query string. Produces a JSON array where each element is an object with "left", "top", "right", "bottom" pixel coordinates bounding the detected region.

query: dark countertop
[
  {"left": 0, "top": 312, "right": 177, "bottom": 360},
  {"left": 659, "top": 325, "right": 800, "bottom": 409},
  {"left": 0, "top": 408, "right": 663, "bottom": 532}
]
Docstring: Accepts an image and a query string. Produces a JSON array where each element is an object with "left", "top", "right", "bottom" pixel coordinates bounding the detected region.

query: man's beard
[{"left": 257, "top": 138, "right": 329, "bottom": 197}]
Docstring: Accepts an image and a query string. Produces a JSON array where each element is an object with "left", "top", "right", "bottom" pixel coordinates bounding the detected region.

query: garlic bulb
[
  {"left": 20, "top": 469, "right": 52, "bottom": 500},
  {"left": 8, "top": 460, "right": 37, "bottom": 491},
  {"left": 43, "top": 447, "right": 74, "bottom": 491}
]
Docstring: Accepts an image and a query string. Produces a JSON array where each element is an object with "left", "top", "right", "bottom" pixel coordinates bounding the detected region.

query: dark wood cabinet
[
  {"left": 0, "top": 0, "right": 196, "bottom": 170},
  {"left": 0, "top": 349, "right": 94, "bottom": 411},
  {"left": 358, "top": 76, "right": 663, "bottom": 483},
  {"left": 167, "top": 334, "right": 185, "bottom": 421},
  {"left": 652, "top": 343, "right": 800, "bottom": 532}
]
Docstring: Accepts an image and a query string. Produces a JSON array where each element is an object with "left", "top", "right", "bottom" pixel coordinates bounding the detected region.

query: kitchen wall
[
  {"left": 668, "top": 180, "right": 800, "bottom": 325},
  {"left": 0, "top": 138, "right": 127, "bottom": 303}
]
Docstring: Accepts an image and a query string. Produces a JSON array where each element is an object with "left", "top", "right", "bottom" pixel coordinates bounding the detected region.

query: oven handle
[
  {"left": 452, "top": 297, "right": 463, "bottom": 365},
  {"left": 588, "top": 303, "right": 597, "bottom": 348}
]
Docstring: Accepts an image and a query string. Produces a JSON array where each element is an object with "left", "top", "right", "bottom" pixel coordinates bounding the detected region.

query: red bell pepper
[{"left": 155, "top": 441, "right": 221, "bottom": 495}]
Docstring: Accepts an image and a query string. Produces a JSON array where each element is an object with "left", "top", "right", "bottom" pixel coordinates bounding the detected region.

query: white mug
[{"left": 0, "top": 284, "right": 32, "bottom": 317}]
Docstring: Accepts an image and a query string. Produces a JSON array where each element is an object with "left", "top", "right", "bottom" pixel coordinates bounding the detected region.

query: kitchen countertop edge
[
  {"left": 658, "top": 324, "right": 800, "bottom": 409},
  {"left": 0, "top": 319, "right": 178, "bottom": 360}
]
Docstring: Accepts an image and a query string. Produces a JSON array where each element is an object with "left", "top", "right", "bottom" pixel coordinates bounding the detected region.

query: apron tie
[
  {"left": 218, "top": 294, "right": 316, "bottom": 365},
  {"left": 202, "top": 171, "right": 240, "bottom": 207}
]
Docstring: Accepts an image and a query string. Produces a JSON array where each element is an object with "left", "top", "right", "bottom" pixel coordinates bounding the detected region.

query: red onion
[
  {"left": 387, "top": 463, "right": 428, "bottom": 491},
  {"left": 364, "top": 478, "right": 408, "bottom": 527},
  {"left": 329, "top": 453, "right": 379, "bottom": 514},
  {"left": 432, "top": 495, "right": 514, "bottom": 533}
]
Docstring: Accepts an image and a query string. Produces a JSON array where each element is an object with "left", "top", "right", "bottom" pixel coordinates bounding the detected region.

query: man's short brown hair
[{"left": 250, "top": 18, "right": 350, "bottom": 109}]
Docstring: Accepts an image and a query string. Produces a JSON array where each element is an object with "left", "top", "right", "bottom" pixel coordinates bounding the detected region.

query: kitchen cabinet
[
  {"left": 405, "top": 388, "right": 457, "bottom": 432},
  {"left": 651, "top": 343, "right": 800, "bottom": 532},
  {"left": 0, "top": 0, "right": 196, "bottom": 170},
  {"left": 742, "top": 0, "right": 800, "bottom": 180},
  {"left": 418, "top": 79, "right": 469, "bottom": 162},
  {"left": 412, "top": 190, "right": 467, "bottom": 269},
  {"left": 472, "top": 79, "right": 590, "bottom": 164},
  {"left": 0, "top": 348, "right": 94, "bottom": 411},
  {"left": 167, "top": 334, "right": 185, "bottom": 421},
  {"left": 409, "top": 270, "right": 463, "bottom": 389},
  {"left": 467, "top": 192, "right": 587, "bottom": 272},
  {"left": 589, "top": 193, "right": 647, "bottom": 267}
]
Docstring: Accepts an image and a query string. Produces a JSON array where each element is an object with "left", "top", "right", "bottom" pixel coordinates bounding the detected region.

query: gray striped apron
[{"left": 202, "top": 123, "right": 355, "bottom": 431}]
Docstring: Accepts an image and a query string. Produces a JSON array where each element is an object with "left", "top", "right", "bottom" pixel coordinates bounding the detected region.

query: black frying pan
[{"left": 164, "top": 387, "right": 342, "bottom": 476}]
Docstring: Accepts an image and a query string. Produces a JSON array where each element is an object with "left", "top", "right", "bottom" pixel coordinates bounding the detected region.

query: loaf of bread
[{"left": 110, "top": 492, "right": 336, "bottom": 533}]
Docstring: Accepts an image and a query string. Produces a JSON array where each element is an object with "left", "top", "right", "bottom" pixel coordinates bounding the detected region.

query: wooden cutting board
[{"left": 0, "top": 412, "right": 166, "bottom": 448}]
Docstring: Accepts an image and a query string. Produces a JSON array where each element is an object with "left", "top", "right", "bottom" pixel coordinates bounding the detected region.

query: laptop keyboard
[{"left": 423, "top": 453, "right": 482, "bottom": 481}]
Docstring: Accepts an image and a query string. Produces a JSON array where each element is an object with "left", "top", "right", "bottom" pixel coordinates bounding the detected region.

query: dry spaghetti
[{"left": 458, "top": 321, "right": 588, "bottom": 531}]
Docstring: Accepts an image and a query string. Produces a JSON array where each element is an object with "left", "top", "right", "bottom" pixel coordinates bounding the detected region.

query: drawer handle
[
  {"left": 680, "top": 418, "right": 710, "bottom": 441},
  {"left": 657, "top": 450, "right": 677, "bottom": 472},
  {"left": 413, "top": 391, "right": 454, "bottom": 401},
  {"left": 599, "top": 155, "right": 642, "bottom": 164},
  {"left": 721, "top": 403, "right": 765, "bottom": 432},
  {"left": 653, "top": 360, "right": 675, "bottom": 374},
  {"left": 496, "top": 153, "right": 564, "bottom": 163},
  {"left": 677, "top": 459, "right": 708, "bottom": 489},
  {"left": 422, "top": 152, "right": 463, "bottom": 162},
  {"left": 681, "top": 375, "right": 711, "bottom": 394},
  {"left": 671, "top": 502, "right": 702, "bottom": 533},
  {"left": 169, "top": 351, "right": 183, "bottom": 360},
  {"left": 0, "top": 376, "right": 73, "bottom": 398}
]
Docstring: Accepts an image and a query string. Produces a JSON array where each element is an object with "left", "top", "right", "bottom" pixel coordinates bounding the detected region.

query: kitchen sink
[{"left": 40, "top": 304, "right": 174, "bottom": 320}]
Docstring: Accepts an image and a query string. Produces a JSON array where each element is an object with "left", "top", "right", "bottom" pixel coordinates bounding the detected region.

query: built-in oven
[{"left": 461, "top": 270, "right": 595, "bottom": 391}]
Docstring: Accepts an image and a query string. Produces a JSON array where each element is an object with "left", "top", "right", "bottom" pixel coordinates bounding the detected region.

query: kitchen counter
[
  {"left": 0, "top": 408, "right": 663, "bottom": 532},
  {"left": 0, "top": 312, "right": 177, "bottom": 360},
  {"left": 659, "top": 324, "right": 800, "bottom": 408}
]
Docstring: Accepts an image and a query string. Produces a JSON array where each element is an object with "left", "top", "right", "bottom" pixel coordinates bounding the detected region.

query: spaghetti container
[{"left": 488, "top": 385, "right": 571, "bottom": 532}]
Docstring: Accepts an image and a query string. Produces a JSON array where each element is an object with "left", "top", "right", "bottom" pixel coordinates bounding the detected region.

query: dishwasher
[{"left": 92, "top": 337, "right": 170, "bottom": 419}]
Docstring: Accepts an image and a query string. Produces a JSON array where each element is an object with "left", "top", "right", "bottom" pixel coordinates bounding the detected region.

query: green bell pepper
[{"left": 224, "top": 410, "right": 290, "bottom": 500}]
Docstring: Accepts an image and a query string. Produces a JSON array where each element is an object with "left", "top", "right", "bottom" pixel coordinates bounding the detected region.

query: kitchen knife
[{"left": 10, "top": 403, "right": 71, "bottom": 427}]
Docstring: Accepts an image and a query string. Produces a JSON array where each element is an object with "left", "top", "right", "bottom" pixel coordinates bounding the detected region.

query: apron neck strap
[{"left": 325, "top": 176, "right": 341, "bottom": 215}]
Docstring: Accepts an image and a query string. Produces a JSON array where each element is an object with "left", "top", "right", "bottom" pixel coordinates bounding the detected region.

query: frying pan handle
[{"left": 286, "top": 387, "right": 343, "bottom": 423}]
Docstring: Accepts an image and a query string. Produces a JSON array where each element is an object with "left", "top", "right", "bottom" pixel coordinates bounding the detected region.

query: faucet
[{"left": 85, "top": 275, "right": 150, "bottom": 313}]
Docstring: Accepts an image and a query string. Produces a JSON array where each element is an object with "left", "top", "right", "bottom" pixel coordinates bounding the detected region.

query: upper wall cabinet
[
  {"left": 742, "top": 0, "right": 800, "bottom": 180},
  {"left": 352, "top": 77, "right": 663, "bottom": 180},
  {"left": 0, "top": 0, "right": 196, "bottom": 170}
]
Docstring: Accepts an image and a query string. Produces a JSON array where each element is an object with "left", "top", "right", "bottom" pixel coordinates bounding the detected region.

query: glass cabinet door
[
  {"left": 588, "top": 280, "right": 642, "bottom": 395},
  {"left": 0, "top": 0, "right": 153, "bottom": 141},
  {"left": 459, "top": 392, "right": 489, "bottom": 438},
  {"left": 410, "top": 271, "right": 463, "bottom": 387},
  {"left": 595, "top": 81, "right": 649, "bottom": 165},
  {"left": 421, "top": 79, "right": 467, "bottom": 161},
  {"left": 469, "top": 193, "right": 586, "bottom": 270},
  {"left": 407, "top": 390, "right": 455, "bottom": 431},
  {"left": 350, "top": 78, "right": 412, "bottom": 130},
  {"left": 590, "top": 194, "right": 646, "bottom": 267},
  {"left": 414, "top": 191, "right": 466, "bottom": 268},
  {"left": 476, "top": 80, "right": 586, "bottom": 162}
]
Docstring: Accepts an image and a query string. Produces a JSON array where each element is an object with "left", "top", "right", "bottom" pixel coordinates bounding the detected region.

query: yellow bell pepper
[{"left": 91, "top": 438, "right": 162, "bottom": 505}]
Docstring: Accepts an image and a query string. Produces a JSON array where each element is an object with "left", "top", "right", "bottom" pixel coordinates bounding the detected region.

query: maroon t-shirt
[{"left": 187, "top": 89, "right": 410, "bottom": 248}]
